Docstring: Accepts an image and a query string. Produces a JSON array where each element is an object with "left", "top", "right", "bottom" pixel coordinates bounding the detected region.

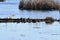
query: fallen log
[{"left": 0, "top": 17, "right": 60, "bottom": 24}]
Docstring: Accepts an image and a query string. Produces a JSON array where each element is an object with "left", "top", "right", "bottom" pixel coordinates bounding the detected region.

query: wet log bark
[{"left": 0, "top": 18, "right": 60, "bottom": 24}]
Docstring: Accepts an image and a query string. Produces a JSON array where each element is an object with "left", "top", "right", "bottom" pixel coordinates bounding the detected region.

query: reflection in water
[
  {"left": 20, "top": 34, "right": 25, "bottom": 37},
  {"left": 33, "top": 27, "right": 40, "bottom": 29},
  {"left": 0, "top": 22, "right": 60, "bottom": 40},
  {"left": 51, "top": 34, "right": 60, "bottom": 35}
]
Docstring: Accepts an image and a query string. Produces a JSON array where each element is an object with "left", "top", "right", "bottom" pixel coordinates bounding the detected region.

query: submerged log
[
  {"left": 19, "top": 0, "right": 60, "bottom": 10},
  {"left": 0, "top": 17, "right": 60, "bottom": 24}
]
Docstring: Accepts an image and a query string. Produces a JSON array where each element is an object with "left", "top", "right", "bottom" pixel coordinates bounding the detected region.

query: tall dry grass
[{"left": 19, "top": 0, "right": 60, "bottom": 10}]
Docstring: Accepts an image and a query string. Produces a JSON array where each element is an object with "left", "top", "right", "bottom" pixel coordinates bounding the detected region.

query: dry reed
[{"left": 19, "top": 0, "right": 60, "bottom": 10}]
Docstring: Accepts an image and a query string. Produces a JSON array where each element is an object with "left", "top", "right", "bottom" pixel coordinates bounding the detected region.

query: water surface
[{"left": 0, "top": 0, "right": 60, "bottom": 40}]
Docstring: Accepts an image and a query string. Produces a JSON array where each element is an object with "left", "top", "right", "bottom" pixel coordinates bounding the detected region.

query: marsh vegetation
[{"left": 19, "top": 0, "right": 60, "bottom": 10}]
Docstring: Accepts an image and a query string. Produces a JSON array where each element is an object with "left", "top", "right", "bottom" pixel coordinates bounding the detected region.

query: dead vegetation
[{"left": 19, "top": 0, "right": 60, "bottom": 10}]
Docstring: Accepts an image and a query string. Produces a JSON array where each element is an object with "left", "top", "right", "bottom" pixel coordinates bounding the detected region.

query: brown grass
[{"left": 19, "top": 0, "right": 60, "bottom": 10}]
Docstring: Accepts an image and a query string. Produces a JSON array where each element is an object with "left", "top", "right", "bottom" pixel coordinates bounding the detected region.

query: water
[{"left": 0, "top": 0, "right": 60, "bottom": 40}]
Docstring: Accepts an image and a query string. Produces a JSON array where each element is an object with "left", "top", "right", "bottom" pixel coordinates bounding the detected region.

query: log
[{"left": 0, "top": 17, "right": 60, "bottom": 24}]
